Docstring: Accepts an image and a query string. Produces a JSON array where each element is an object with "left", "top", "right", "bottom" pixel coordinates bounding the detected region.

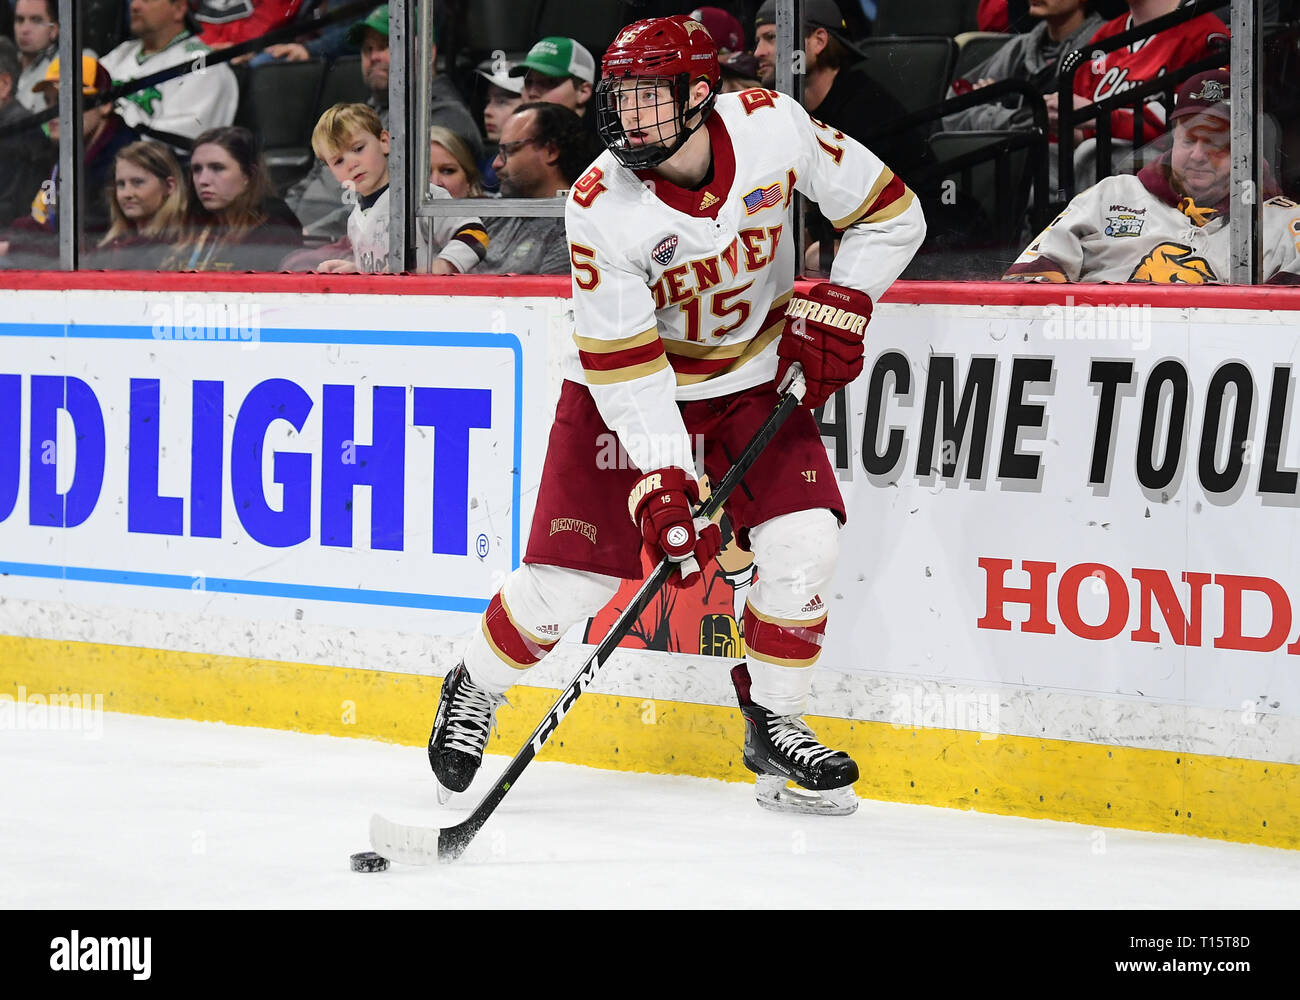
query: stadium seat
[
  {"left": 853, "top": 38, "right": 957, "bottom": 132},
  {"left": 82, "top": 0, "right": 127, "bottom": 57},
  {"left": 246, "top": 60, "right": 329, "bottom": 190},
  {"left": 928, "top": 130, "right": 1038, "bottom": 245},
  {"left": 315, "top": 56, "right": 370, "bottom": 118},
  {"left": 873, "top": 0, "right": 980, "bottom": 37},
  {"left": 465, "top": 0, "right": 544, "bottom": 54},
  {"left": 533, "top": 0, "right": 636, "bottom": 60},
  {"left": 952, "top": 32, "right": 1011, "bottom": 82}
]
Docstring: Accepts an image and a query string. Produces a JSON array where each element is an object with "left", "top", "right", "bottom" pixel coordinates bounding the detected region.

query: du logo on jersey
[
  {"left": 743, "top": 183, "right": 783, "bottom": 215},
  {"left": 652, "top": 234, "right": 679, "bottom": 265},
  {"left": 1104, "top": 214, "right": 1145, "bottom": 238}
]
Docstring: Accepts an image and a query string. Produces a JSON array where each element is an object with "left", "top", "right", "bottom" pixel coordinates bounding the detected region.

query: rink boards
[{"left": 0, "top": 273, "right": 1298, "bottom": 849}]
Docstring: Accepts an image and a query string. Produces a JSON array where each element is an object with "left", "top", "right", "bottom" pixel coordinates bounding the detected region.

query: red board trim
[{"left": 0, "top": 272, "right": 1298, "bottom": 311}]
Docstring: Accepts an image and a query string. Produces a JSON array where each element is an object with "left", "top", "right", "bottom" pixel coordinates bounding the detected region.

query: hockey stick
[{"left": 370, "top": 365, "right": 807, "bottom": 865}]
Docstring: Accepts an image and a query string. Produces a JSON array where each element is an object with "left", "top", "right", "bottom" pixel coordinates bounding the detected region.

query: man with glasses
[{"left": 477, "top": 101, "right": 599, "bottom": 275}]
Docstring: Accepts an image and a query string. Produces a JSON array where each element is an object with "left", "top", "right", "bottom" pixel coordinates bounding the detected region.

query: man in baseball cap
[
  {"left": 753, "top": 0, "right": 862, "bottom": 90},
  {"left": 510, "top": 36, "right": 595, "bottom": 116},
  {"left": 1005, "top": 68, "right": 1300, "bottom": 284},
  {"left": 32, "top": 54, "right": 120, "bottom": 144},
  {"left": 1162, "top": 69, "right": 1235, "bottom": 211}
]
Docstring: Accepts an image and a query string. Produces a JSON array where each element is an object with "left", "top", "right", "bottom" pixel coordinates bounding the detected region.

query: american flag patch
[{"left": 743, "top": 183, "right": 782, "bottom": 215}]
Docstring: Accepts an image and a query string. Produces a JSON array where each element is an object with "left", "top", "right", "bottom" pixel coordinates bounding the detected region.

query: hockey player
[
  {"left": 427, "top": 15, "right": 925, "bottom": 815},
  {"left": 1005, "top": 70, "right": 1300, "bottom": 284}
]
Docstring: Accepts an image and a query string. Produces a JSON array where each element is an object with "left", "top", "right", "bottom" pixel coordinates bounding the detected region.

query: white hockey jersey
[
  {"left": 564, "top": 88, "right": 926, "bottom": 478},
  {"left": 100, "top": 31, "right": 238, "bottom": 144},
  {"left": 1005, "top": 157, "right": 1300, "bottom": 284},
  {"left": 347, "top": 184, "right": 488, "bottom": 274}
]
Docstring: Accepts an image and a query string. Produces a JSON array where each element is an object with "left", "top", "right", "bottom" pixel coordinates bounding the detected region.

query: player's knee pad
[
  {"left": 746, "top": 508, "right": 839, "bottom": 617},
  {"left": 467, "top": 564, "right": 620, "bottom": 692},
  {"left": 742, "top": 510, "right": 838, "bottom": 713},
  {"left": 501, "top": 563, "right": 621, "bottom": 638}
]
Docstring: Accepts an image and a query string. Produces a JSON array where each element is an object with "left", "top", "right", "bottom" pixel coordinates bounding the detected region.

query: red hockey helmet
[{"left": 596, "top": 16, "right": 721, "bottom": 168}]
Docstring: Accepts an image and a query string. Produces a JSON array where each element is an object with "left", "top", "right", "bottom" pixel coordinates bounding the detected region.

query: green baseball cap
[
  {"left": 347, "top": 5, "right": 390, "bottom": 47},
  {"left": 509, "top": 36, "right": 595, "bottom": 84}
]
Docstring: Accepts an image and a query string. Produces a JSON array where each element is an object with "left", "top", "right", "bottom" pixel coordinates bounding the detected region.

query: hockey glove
[
  {"left": 775, "top": 282, "right": 873, "bottom": 410},
  {"left": 628, "top": 468, "right": 722, "bottom": 589}
]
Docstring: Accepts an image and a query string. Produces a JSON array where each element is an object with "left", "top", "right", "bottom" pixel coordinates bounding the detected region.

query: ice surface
[{"left": 2, "top": 711, "right": 1297, "bottom": 909}]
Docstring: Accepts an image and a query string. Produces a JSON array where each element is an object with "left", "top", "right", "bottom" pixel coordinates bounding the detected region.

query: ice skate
[
  {"left": 731, "top": 665, "right": 859, "bottom": 816},
  {"left": 428, "top": 662, "right": 506, "bottom": 801}
]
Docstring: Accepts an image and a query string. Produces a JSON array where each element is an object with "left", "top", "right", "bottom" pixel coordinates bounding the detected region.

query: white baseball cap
[{"left": 476, "top": 58, "right": 524, "bottom": 94}]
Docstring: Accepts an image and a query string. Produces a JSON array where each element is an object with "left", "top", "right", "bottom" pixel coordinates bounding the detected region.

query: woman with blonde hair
[
  {"left": 90, "top": 141, "right": 189, "bottom": 270},
  {"left": 429, "top": 126, "right": 485, "bottom": 200}
]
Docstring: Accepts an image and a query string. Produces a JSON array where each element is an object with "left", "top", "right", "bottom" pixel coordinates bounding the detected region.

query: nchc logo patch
[
  {"left": 743, "top": 183, "right": 783, "bottom": 215},
  {"left": 651, "top": 234, "right": 679, "bottom": 265}
]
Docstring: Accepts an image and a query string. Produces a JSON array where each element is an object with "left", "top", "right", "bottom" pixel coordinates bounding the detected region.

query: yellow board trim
[{"left": 2, "top": 634, "right": 1296, "bottom": 850}]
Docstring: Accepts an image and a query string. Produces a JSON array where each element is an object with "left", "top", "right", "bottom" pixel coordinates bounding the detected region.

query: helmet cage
[{"left": 596, "top": 70, "right": 718, "bottom": 169}]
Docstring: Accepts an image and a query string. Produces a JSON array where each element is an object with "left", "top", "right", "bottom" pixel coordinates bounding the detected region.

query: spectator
[
  {"left": 308, "top": 102, "right": 486, "bottom": 275},
  {"left": 164, "top": 125, "right": 302, "bottom": 270},
  {"left": 285, "top": 4, "right": 482, "bottom": 239},
  {"left": 88, "top": 139, "right": 189, "bottom": 269},
  {"left": 1004, "top": 70, "right": 1300, "bottom": 284},
  {"left": 259, "top": 0, "right": 364, "bottom": 64},
  {"left": 478, "top": 61, "right": 522, "bottom": 148},
  {"left": 99, "top": 0, "right": 239, "bottom": 151},
  {"left": 475, "top": 57, "right": 522, "bottom": 193},
  {"left": 510, "top": 37, "right": 594, "bottom": 119},
  {"left": 480, "top": 102, "right": 596, "bottom": 275},
  {"left": 12, "top": 0, "right": 56, "bottom": 114},
  {"left": 718, "top": 50, "right": 762, "bottom": 93},
  {"left": 690, "top": 6, "right": 745, "bottom": 56},
  {"left": 429, "top": 125, "right": 485, "bottom": 200},
  {"left": 944, "top": 0, "right": 1103, "bottom": 133},
  {"left": 752, "top": 0, "right": 927, "bottom": 175},
  {"left": 193, "top": 0, "right": 308, "bottom": 49},
  {"left": 754, "top": 0, "right": 929, "bottom": 270},
  {"left": 0, "top": 55, "right": 137, "bottom": 266},
  {"left": 0, "top": 35, "right": 53, "bottom": 227},
  {"left": 1060, "top": 0, "right": 1228, "bottom": 184}
]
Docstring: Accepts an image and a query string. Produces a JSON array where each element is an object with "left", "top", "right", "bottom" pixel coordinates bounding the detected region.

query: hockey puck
[{"left": 350, "top": 851, "right": 389, "bottom": 873}]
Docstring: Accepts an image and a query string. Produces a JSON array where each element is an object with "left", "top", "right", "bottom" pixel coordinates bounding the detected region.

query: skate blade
[
  {"left": 754, "top": 774, "right": 858, "bottom": 816},
  {"left": 435, "top": 780, "right": 455, "bottom": 805}
]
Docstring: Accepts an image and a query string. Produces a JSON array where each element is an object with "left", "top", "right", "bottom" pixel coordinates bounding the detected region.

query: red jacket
[
  {"left": 1072, "top": 10, "right": 1229, "bottom": 143},
  {"left": 195, "top": 1, "right": 308, "bottom": 47}
]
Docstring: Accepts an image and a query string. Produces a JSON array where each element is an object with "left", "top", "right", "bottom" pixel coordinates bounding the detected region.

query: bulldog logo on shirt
[{"left": 1129, "top": 243, "right": 1218, "bottom": 283}]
